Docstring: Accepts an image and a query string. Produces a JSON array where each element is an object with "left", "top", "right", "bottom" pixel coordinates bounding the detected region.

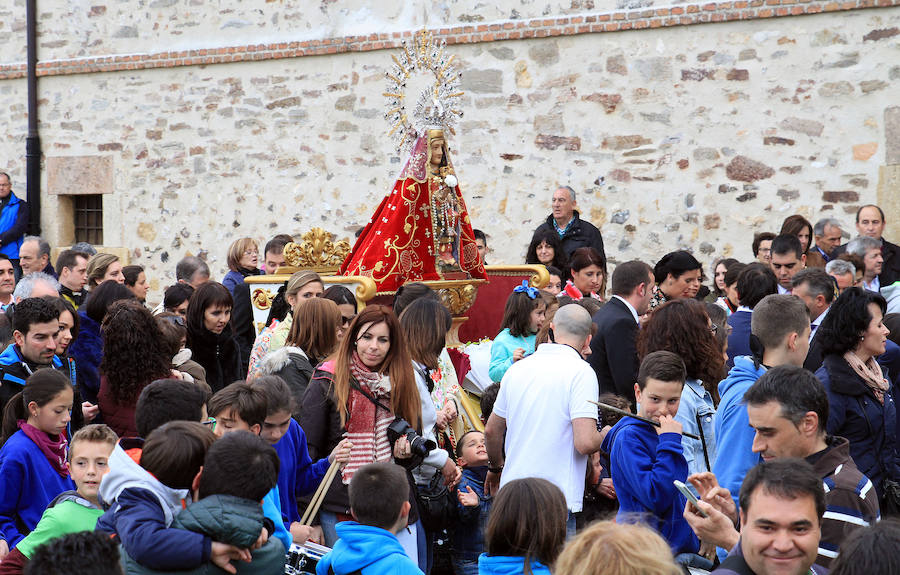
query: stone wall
[{"left": 0, "top": 1, "right": 898, "bottom": 296}]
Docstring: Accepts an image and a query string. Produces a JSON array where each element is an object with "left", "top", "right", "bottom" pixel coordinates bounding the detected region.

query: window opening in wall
[{"left": 74, "top": 195, "right": 103, "bottom": 245}]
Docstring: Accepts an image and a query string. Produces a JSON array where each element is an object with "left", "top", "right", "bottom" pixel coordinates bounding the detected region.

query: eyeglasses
[
  {"left": 243, "top": 250, "right": 259, "bottom": 256},
  {"left": 202, "top": 417, "right": 217, "bottom": 431},
  {"left": 341, "top": 315, "right": 356, "bottom": 326}
]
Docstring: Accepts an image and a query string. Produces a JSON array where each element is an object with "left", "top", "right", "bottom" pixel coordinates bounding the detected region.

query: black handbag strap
[{"left": 349, "top": 378, "right": 392, "bottom": 414}]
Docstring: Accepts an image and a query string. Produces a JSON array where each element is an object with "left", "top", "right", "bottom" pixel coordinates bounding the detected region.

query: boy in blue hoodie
[
  {"left": 601, "top": 350, "right": 699, "bottom": 556},
  {"left": 713, "top": 294, "right": 810, "bottom": 509},
  {"left": 316, "top": 462, "right": 423, "bottom": 575},
  {"left": 95, "top": 421, "right": 250, "bottom": 573}
]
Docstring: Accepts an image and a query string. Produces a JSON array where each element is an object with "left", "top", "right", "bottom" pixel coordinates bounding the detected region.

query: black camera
[{"left": 387, "top": 418, "right": 435, "bottom": 459}]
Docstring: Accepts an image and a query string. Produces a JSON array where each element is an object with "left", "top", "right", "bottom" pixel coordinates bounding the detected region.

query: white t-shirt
[{"left": 493, "top": 343, "right": 599, "bottom": 512}]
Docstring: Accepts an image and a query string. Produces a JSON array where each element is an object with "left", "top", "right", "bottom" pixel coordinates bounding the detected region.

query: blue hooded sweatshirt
[
  {"left": 315, "top": 521, "right": 423, "bottom": 575},
  {"left": 601, "top": 417, "right": 699, "bottom": 555},
  {"left": 477, "top": 555, "right": 551, "bottom": 575},
  {"left": 274, "top": 418, "right": 329, "bottom": 529},
  {"left": 713, "top": 356, "right": 765, "bottom": 508}
]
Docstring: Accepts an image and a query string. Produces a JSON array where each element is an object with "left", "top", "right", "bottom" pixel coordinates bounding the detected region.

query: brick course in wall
[{"left": 1, "top": 0, "right": 897, "bottom": 80}]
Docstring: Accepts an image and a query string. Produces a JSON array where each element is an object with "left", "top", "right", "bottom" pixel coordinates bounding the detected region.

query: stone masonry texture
[{"left": 0, "top": 1, "right": 898, "bottom": 298}]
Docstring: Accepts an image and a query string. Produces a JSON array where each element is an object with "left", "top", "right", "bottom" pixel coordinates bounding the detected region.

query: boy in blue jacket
[
  {"left": 452, "top": 431, "right": 492, "bottom": 575},
  {"left": 95, "top": 421, "right": 249, "bottom": 572},
  {"left": 601, "top": 350, "right": 699, "bottom": 557},
  {"left": 316, "top": 462, "right": 424, "bottom": 575}
]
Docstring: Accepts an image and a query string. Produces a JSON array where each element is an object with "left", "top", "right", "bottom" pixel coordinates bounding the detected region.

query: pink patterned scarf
[
  {"left": 342, "top": 352, "right": 394, "bottom": 484},
  {"left": 18, "top": 420, "right": 70, "bottom": 477}
]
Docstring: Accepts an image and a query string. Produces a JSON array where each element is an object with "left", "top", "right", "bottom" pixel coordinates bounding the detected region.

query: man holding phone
[{"left": 684, "top": 366, "right": 878, "bottom": 569}]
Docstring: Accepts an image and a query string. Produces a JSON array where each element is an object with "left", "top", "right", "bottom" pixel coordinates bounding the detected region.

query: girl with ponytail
[{"left": 0, "top": 370, "right": 76, "bottom": 558}]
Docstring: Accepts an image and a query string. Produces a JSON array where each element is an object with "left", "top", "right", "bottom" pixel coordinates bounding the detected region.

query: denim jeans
[
  {"left": 452, "top": 557, "right": 479, "bottom": 575},
  {"left": 319, "top": 510, "right": 339, "bottom": 548}
]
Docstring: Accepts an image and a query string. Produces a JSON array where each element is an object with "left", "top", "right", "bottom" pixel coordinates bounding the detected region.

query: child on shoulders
[{"left": 94, "top": 421, "right": 243, "bottom": 573}]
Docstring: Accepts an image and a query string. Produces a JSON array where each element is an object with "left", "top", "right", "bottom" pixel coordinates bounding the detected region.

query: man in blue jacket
[
  {"left": 317, "top": 462, "right": 423, "bottom": 575},
  {"left": 714, "top": 295, "right": 810, "bottom": 509},
  {"left": 602, "top": 350, "right": 699, "bottom": 557},
  {"left": 0, "top": 298, "right": 79, "bottom": 430},
  {"left": 0, "top": 173, "right": 29, "bottom": 279}
]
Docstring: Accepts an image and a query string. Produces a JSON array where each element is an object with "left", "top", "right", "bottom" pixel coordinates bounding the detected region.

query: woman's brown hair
[
  {"left": 331, "top": 305, "right": 420, "bottom": 429},
  {"left": 485, "top": 477, "right": 567, "bottom": 574},
  {"left": 399, "top": 298, "right": 451, "bottom": 371},
  {"left": 780, "top": 214, "right": 813, "bottom": 255},
  {"left": 637, "top": 299, "right": 725, "bottom": 404},
  {"left": 286, "top": 297, "right": 341, "bottom": 363},
  {"left": 553, "top": 521, "right": 680, "bottom": 575}
]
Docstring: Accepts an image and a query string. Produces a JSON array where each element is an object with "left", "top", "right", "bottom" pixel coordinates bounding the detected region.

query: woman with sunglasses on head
[
  {"left": 323, "top": 285, "right": 358, "bottom": 342},
  {"left": 247, "top": 270, "right": 325, "bottom": 377},
  {"left": 258, "top": 298, "right": 343, "bottom": 420},
  {"left": 297, "top": 305, "right": 422, "bottom": 555}
]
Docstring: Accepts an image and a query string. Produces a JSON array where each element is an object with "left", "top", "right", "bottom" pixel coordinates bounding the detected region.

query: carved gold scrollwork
[
  {"left": 283, "top": 228, "right": 352, "bottom": 270},
  {"left": 438, "top": 284, "right": 478, "bottom": 316},
  {"left": 251, "top": 288, "right": 275, "bottom": 311}
]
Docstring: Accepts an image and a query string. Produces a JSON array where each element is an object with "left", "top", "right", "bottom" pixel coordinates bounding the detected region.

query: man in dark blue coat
[
  {"left": 531, "top": 186, "right": 605, "bottom": 261},
  {"left": 0, "top": 172, "right": 29, "bottom": 279},
  {"left": 588, "top": 260, "right": 654, "bottom": 408}
]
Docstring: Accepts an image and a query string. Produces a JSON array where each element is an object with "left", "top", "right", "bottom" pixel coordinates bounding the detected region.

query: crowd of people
[{"left": 0, "top": 168, "right": 898, "bottom": 575}]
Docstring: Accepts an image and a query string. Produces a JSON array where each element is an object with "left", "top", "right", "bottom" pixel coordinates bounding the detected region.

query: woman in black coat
[
  {"left": 185, "top": 282, "right": 242, "bottom": 393},
  {"left": 815, "top": 287, "right": 899, "bottom": 500}
]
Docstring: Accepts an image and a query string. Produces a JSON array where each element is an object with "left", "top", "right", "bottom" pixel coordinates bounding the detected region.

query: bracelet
[{"left": 488, "top": 465, "right": 503, "bottom": 474}]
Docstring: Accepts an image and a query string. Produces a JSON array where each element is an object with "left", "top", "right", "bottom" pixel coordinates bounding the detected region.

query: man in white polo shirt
[{"left": 484, "top": 304, "right": 604, "bottom": 537}]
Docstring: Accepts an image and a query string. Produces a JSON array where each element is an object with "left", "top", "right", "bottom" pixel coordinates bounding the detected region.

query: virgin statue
[{"left": 341, "top": 128, "right": 486, "bottom": 293}]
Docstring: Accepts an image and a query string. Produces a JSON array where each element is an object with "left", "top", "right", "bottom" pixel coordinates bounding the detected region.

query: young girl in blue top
[
  {"left": 0, "top": 370, "right": 76, "bottom": 556},
  {"left": 489, "top": 282, "right": 546, "bottom": 383},
  {"left": 479, "top": 477, "right": 566, "bottom": 575}
]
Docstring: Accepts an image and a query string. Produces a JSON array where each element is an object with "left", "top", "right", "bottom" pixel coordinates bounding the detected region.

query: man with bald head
[
  {"left": 531, "top": 185, "right": 606, "bottom": 260},
  {"left": 833, "top": 204, "right": 900, "bottom": 286},
  {"left": 485, "top": 304, "right": 602, "bottom": 536}
]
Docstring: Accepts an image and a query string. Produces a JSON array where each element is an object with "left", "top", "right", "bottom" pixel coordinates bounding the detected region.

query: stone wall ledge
[{"left": 0, "top": 0, "right": 897, "bottom": 81}]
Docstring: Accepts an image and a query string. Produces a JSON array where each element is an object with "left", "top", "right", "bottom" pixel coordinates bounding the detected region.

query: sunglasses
[{"left": 341, "top": 315, "right": 356, "bottom": 327}]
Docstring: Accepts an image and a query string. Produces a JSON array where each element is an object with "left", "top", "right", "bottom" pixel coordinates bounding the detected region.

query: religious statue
[{"left": 341, "top": 31, "right": 486, "bottom": 293}]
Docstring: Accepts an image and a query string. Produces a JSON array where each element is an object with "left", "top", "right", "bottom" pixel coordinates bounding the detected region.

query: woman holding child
[{"left": 299, "top": 305, "right": 423, "bottom": 554}]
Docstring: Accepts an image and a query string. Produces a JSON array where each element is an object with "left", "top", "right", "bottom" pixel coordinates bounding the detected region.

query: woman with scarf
[
  {"left": 815, "top": 287, "right": 900, "bottom": 504},
  {"left": 0, "top": 370, "right": 76, "bottom": 558},
  {"left": 298, "top": 305, "right": 422, "bottom": 556},
  {"left": 185, "top": 282, "right": 242, "bottom": 392}
]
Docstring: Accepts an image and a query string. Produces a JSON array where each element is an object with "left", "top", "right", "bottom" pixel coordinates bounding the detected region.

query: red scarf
[
  {"left": 18, "top": 420, "right": 70, "bottom": 478},
  {"left": 342, "top": 352, "right": 394, "bottom": 484}
]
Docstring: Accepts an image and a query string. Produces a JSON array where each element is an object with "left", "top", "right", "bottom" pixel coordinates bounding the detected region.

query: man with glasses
[{"left": 0, "top": 172, "right": 30, "bottom": 280}]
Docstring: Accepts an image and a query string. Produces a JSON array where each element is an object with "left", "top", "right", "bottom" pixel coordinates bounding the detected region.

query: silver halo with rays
[{"left": 383, "top": 29, "right": 464, "bottom": 153}]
